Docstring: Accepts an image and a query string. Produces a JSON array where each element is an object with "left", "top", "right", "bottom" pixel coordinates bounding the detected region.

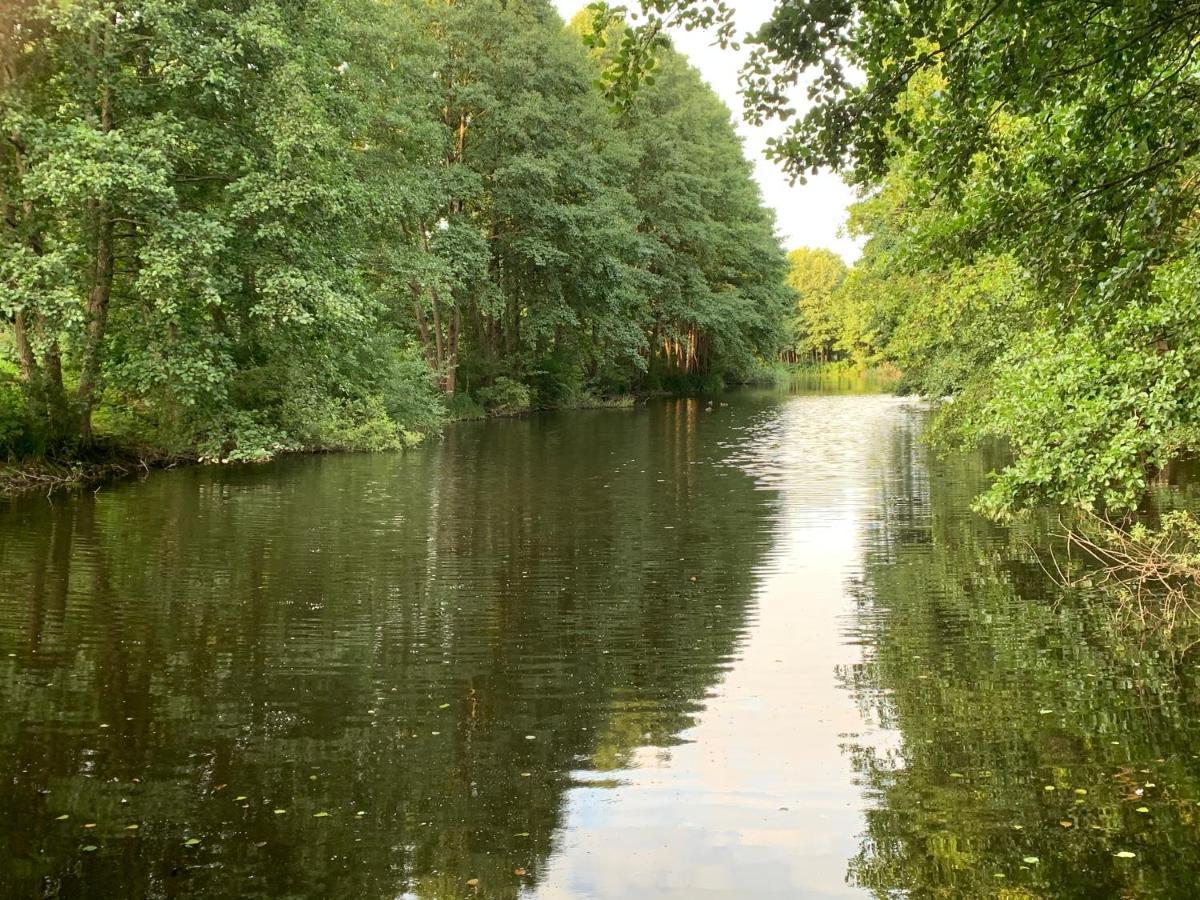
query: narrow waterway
[{"left": 2, "top": 387, "right": 1199, "bottom": 898}]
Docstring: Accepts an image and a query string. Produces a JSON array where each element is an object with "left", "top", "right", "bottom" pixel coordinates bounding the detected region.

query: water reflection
[
  {"left": 536, "top": 394, "right": 917, "bottom": 899},
  {"left": 7, "top": 388, "right": 1200, "bottom": 899},
  {"left": 842, "top": 407, "right": 1200, "bottom": 899},
  {"left": 0, "top": 398, "right": 779, "bottom": 898}
]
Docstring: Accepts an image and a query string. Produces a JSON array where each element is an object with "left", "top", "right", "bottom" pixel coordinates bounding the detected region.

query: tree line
[
  {"left": 606, "top": 0, "right": 1200, "bottom": 521},
  {"left": 0, "top": 0, "right": 791, "bottom": 463}
]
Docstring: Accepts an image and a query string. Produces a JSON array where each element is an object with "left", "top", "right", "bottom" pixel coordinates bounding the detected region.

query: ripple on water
[{"left": 2, "top": 391, "right": 1199, "bottom": 898}]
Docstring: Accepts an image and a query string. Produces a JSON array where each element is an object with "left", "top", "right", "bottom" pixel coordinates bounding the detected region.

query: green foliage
[
  {"left": 476, "top": 376, "right": 532, "bottom": 416},
  {"left": 783, "top": 247, "right": 847, "bottom": 362},
  {"left": 0, "top": 368, "right": 34, "bottom": 459},
  {"left": 961, "top": 271, "right": 1200, "bottom": 517},
  {"left": 1, "top": 0, "right": 790, "bottom": 467},
  {"left": 595, "top": 0, "right": 1200, "bottom": 517},
  {"left": 603, "top": 31, "right": 791, "bottom": 383},
  {"left": 446, "top": 392, "right": 486, "bottom": 421}
]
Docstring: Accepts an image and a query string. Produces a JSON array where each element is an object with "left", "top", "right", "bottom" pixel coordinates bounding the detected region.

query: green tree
[
  {"left": 1, "top": 0, "right": 793, "bottom": 467},
  {"left": 578, "top": 18, "right": 791, "bottom": 386},
  {"left": 783, "top": 246, "right": 847, "bottom": 363},
  {"left": 594, "top": 0, "right": 1200, "bottom": 516}
]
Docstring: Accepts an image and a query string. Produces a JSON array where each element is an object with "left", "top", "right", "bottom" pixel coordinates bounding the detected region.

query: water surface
[{"left": 3, "top": 389, "right": 1200, "bottom": 898}]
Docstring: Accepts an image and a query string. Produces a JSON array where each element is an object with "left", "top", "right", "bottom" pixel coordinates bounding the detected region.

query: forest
[
  {"left": 628, "top": 0, "right": 1200, "bottom": 529},
  {"left": 7, "top": 0, "right": 1200, "bottom": 552},
  {"left": 0, "top": 0, "right": 790, "bottom": 466},
  {"left": 8, "top": 4, "right": 1200, "bottom": 895}
]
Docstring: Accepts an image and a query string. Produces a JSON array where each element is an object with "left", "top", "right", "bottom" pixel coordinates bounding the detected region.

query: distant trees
[
  {"left": 0, "top": 0, "right": 789, "bottom": 462},
  {"left": 593, "top": 0, "right": 1200, "bottom": 517},
  {"left": 610, "top": 37, "right": 791, "bottom": 386},
  {"left": 781, "top": 247, "right": 846, "bottom": 364}
]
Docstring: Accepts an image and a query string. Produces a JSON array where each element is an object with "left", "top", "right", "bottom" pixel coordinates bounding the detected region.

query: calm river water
[{"left": 3, "top": 386, "right": 1200, "bottom": 898}]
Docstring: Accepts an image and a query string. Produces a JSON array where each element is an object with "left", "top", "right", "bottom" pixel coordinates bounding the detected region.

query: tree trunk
[
  {"left": 12, "top": 311, "right": 40, "bottom": 387},
  {"left": 445, "top": 305, "right": 461, "bottom": 395},
  {"left": 409, "top": 284, "right": 437, "bottom": 370},
  {"left": 77, "top": 208, "right": 114, "bottom": 440},
  {"left": 76, "top": 30, "right": 115, "bottom": 442}
]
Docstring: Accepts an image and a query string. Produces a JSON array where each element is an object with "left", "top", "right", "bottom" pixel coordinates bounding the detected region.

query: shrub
[
  {"left": 0, "top": 375, "right": 33, "bottom": 460},
  {"left": 446, "top": 392, "right": 485, "bottom": 421},
  {"left": 475, "top": 376, "right": 532, "bottom": 415}
]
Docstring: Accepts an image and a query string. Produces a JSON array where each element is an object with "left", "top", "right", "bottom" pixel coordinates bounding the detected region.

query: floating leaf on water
[
  {"left": 184, "top": 838, "right": 201, "bottom": 847},
  {"left": 313, "top": 812, "right": 330, "bottom": 818},
  {"left": 1115, "top": 851, "right": 1137, "bottom": 859},
  {"left": 82, "top": 845, "right": 98, "bottom": 852},
  {"left": 1022, "top": 856, "right": 1039, "bottom": 864}
]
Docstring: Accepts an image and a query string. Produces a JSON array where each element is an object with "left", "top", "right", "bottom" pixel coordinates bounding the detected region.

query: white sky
[{"left": 552, "top": 0, "right": 863, "bottom": 262}]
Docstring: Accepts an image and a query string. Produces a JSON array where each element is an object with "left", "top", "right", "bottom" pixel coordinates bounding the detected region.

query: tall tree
[{"left": 783, "top": 246, "right": 847, "bottom": 363}]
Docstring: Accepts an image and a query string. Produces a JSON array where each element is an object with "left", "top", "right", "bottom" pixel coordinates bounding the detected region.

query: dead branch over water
[{"left": 1049, "top": 511, "right": 1200, "bottom": 629}]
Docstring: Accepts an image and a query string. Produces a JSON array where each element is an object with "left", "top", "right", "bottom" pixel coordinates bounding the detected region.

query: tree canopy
[
  {"left": 782, "top": 246, "right": 847, "bottom": 363},
  {"left": 1, "top": 0, "right": 790, "bottom": 462},
  {"left": 594, "top": 0, "right": 1200, "bottom": 516}
]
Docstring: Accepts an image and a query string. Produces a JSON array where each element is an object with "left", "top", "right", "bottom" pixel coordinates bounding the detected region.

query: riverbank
[
  {"left": 0, "top": 392, "right": 643, "bottom": 500},
  {"left": 0, "top": 368, "right": 898, "bottom": 500},
  {"left": 0, "top": 446, "right": 196, "bottom": 499}
]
